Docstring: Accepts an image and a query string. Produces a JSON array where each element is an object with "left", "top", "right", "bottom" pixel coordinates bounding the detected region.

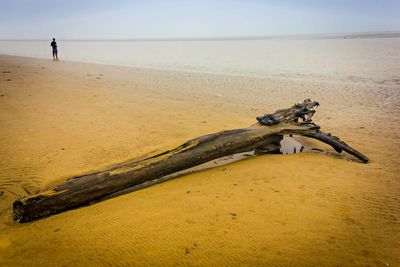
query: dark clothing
[
  {"left": 51, "top": 41, "right": 57, "bottom": 51},
  {"left": 51, "top": 40, "right": 58, "bottom": 60}
]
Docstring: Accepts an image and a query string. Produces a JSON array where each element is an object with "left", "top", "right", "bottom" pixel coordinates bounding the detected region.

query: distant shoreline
[
  {"left": 1, "top": 31, "right": 399, "bottom": 42},
  {"left": 1, "top": 53, "right": 398, "bottom": 89}
]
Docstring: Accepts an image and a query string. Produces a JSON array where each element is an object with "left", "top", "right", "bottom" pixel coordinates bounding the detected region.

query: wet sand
[{"left": 0, "top": 54, "right": 399, "bottom": 266}]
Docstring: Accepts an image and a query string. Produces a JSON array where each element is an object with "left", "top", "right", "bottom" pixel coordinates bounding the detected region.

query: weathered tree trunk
[{"left": 13, "top": 100, "right": 368, "bottom": 222}]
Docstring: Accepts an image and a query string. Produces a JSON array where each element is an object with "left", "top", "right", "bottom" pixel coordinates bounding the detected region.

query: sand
[{"left": 0, "top": 54, "right": 399, "bottom": 266}]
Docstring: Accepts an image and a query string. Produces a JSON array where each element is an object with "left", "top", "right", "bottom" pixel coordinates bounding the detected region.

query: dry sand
[{"left": 0, "top": 54, "right": 399, "bottom": 266}]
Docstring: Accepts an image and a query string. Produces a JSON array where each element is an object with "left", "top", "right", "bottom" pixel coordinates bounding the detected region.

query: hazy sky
[{"left": 0, "top": 0, "right": 399, "bottom": 39}]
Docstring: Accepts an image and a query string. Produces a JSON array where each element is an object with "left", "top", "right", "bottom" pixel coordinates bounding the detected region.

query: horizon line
[{"left": 1, "top": 31, "right": 399, "bottom": 42}]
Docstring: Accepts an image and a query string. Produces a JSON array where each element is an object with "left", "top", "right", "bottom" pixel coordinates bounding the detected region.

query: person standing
[{"left": 51, "top": 38, "right": 58, "bottom": 60}]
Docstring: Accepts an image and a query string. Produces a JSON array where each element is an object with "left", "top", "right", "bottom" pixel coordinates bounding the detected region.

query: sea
[{"left": 0, "top": 34, "right": 399, "bottom": 86}]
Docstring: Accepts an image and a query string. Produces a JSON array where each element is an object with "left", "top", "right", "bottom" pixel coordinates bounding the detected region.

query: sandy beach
[{"left": 0, "top": 54, "right": 399, "bottom": 266}]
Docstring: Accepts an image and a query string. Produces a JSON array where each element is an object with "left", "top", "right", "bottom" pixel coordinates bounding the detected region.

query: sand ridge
[{"left": 0, "top": 55, "right": 399, "bottom": 266}]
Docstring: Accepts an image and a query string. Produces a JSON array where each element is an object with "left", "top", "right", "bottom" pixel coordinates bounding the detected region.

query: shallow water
[{"left": 0, "top": 37, "right": 399, "bottom": 86}]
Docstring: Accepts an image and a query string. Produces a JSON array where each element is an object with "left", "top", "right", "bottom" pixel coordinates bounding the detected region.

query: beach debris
[{"left": 12, "top": 99, "right": 368, "bottom": 222}]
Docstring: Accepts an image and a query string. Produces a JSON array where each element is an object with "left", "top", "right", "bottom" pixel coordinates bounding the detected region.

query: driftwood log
[{"left": 13, "top": 100, "right": 368, "bottom": 222}]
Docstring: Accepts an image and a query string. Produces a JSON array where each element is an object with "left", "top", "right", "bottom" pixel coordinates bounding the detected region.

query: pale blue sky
[{"left": 0, "top": 0, "right": 399, "bottom": 39}]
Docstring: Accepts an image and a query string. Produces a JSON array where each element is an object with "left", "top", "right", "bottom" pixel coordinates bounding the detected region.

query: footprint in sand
[
  {"left": 229, "top": 212, "right": 237, "bottom": 220},
  {"left": 270, "top": 187, "right": 280, "bottom": 193},
  {"left": 184, "top": 243, "right": 198, "bottom": 255}
]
